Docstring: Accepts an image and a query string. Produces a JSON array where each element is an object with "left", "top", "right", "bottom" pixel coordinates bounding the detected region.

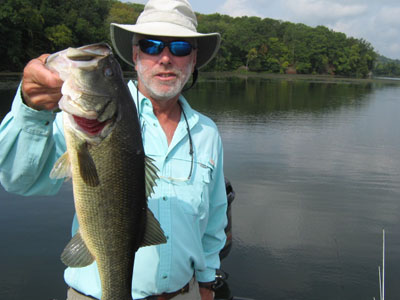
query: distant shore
[
  {"left": 200, "top": 72, "right": 400, "bottom": 85},
  {"left": 1, "top": 71, "right": 400, "bottom": 85}
]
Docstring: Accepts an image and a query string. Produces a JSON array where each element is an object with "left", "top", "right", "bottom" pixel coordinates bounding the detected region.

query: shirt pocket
[{"left": 164, "top": 157, "right": 213, "bottom": 216}]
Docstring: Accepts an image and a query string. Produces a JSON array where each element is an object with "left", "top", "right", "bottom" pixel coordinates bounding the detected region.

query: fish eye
[{"left": 104, "top": 67, "right": 113, "bottom": 77}]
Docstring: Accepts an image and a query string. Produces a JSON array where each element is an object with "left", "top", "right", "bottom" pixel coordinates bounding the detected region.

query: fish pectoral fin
[
  {"left": 77, "top": 143, "right": 100, "bottom": 187},
  {"left": 61, "top": 231, "right": 95, "bottom": 267},
  {"left": 50, "top": 152, "right": 72, "bottom": 180},
  {"left": 145, "top": 155, "right": 159, "bottom": 198},
  {"left": 140, "top": 208, "right": 167, "bottom": 247}
]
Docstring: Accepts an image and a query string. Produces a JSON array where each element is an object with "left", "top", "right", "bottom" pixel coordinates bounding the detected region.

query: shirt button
[
  {"left": 163, "top": 197, "right": 167, "bottom": 201},
  {"left": 162, "top": 274, "right": 168, "bottom": 279}
]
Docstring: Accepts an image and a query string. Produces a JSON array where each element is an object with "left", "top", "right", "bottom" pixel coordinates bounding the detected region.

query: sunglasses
[{"left": 138, "top": 39, "right": 195, "bottom": 57}]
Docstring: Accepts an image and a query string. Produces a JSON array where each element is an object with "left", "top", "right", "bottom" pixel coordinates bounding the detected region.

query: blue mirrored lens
[
  {"left": 138, "top": 39, "right": 193, "bottom": 56},
  {"left": 169, "top": 41, "right": 192, "bottom": 56},
  {"left": 139, "top": 39, "right": 163, "bottom": 55}
]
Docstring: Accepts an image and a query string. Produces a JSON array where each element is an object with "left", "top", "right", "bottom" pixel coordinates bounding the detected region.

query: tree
[
  {"left": 107, "top": 2, "right": 142, "bottom": 26},
  {"left": 0, "top": 0, "right": 113, "bottom": 71},
  {"left": 45, "top": 24, "right": 74, "bottom": 50},
  {"left": 246, "top": 48, "right": 258, "bottom": 70},
  {"left": 264, "top": 37, "right": 289, "bottom": 73}
]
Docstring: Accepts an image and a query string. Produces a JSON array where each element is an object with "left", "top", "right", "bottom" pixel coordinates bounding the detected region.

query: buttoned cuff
[{"left": 195, "top": 268, "right": 216, "bottom": 283}]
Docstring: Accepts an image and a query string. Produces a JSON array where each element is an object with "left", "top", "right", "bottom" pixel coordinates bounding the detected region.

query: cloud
[
  {"left": 219, "top": 0, "right": 262, "bottom": 17},
  {"left": 377, "top": 6, "right": 400, "bottom": 26},
  {"left": 283, "top": 0, "right": 368, "bottom": 24},
  {"left": 219, "top": 0, "right": 368, "bottom": 25},
  {"left": 120, "top": 0, "right": 146, "bottom": 3}
]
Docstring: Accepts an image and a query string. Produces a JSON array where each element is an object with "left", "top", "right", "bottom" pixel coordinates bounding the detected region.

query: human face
[{"left": 133, "top": 37, "right": 197, "bottom": 102}]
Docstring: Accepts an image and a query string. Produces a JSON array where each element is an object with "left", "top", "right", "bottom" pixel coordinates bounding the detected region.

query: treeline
[
  {"left": 374, "top": 55, "right": 400, "bottom": 78},
  {"left": 0, "top": 0, "right": 396, "bottom": 78},
  {"left": 0, "top": 0, "right": 144, "bottom": 71},
  {"left": 0, "top": 0, "right": 114, "bottom": 71},
  {"left": 198, "top": 14, "right": 375, "bottom": 78}
]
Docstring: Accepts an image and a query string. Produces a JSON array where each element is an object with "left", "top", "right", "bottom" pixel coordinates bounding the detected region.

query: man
[{"left": 0, "top": 0, "right": 227, "bottom": 299}]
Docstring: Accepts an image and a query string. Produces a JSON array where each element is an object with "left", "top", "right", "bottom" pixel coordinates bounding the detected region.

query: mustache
[{"left": 151, "top": 67, "right": 182, "bottom": 77}]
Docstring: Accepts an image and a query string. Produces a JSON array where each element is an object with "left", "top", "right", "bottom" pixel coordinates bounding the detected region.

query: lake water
[{"left": 1, "top": 75, "right": 400, "bottom": 300}]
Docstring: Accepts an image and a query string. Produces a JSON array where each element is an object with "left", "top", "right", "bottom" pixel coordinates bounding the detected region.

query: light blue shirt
[{"left": 0, "top": 81, "right": 227, "bottom": 299}]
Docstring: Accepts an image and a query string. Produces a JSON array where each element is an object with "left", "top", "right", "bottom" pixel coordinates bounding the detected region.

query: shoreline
[
  {"left": 1, "top": 71, "right": 400, "bottom": 85},
  {"left": 201, "top": 72, "right": 400, "bottom": 85}
]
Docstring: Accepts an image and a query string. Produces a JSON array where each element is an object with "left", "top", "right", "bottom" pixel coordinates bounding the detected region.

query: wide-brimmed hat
[{"left": 110, "top": 0, "right": 220, "bottom": 69}]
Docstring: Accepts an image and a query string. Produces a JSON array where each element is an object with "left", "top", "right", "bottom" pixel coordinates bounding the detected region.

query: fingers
[
  {"left": 34, "top": 54, "right": 64, "bottom": 87},
  {"left": 22, "top": 54, "right": 63, "bottom": 111}
]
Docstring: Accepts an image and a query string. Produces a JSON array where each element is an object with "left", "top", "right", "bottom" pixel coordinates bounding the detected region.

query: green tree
[
  {"left": 107, "top": 2, "right": 143, "bottom": 26},
  {"left": 45, "top": 24, "right": 74, "bottom": 50},
  {"left": 0, "top": 0, "right": 46, "bottom": 70},
  {"left": 246, "top": 48, "right": 258, "bottom": 70},
  {"left": 0, "top": 0, "right": 113, "bottom": 71},
  {"left": 264, "top": 37, "right": 289, "bottom": 73}
]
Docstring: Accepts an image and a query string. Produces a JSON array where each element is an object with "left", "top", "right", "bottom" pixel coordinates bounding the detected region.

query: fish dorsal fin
[
  {"left": 77, "top": 142, "right": 100, "bottom": 187},
  {"left": 61, "top": 231, "right": 95, "bottom": 267},
  {"left": 145, "top": 155, "right": 159, "bottom": 198},
  {"left": 140, "top": 208, "right": 167, "bottom": 247},
  {"left": 50, "top": 151, "right": 72, "bottom": 179}
]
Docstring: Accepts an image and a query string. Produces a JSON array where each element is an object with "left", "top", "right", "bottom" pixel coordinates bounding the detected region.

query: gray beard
[{"left": 136, "top": 60, "right": 194, "bottom": 102}]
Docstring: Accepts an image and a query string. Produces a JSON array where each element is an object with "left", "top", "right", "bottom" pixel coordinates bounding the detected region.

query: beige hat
[{"left": 110, "top": 0, "right": 220, "bottom": 69}]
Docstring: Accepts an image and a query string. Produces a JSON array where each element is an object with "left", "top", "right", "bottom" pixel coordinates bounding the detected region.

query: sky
[{"left": 123, "top": 0, "right": 400, "bottom": 60}]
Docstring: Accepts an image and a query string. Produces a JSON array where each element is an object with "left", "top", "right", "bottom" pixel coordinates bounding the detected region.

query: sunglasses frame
[{"left": 138, "top": 39, "right": 196, "bottom": 57}]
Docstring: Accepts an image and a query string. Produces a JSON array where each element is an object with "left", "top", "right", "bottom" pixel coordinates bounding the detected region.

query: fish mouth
[
  {"left": 67, "top": 113, "right": 117, "bottom": 140},
  {"left": 72, "top": 115, "right": 110, "bottom": 136},
  {"left": 60, "top": 96, "right": 118, "bottom": 138}
]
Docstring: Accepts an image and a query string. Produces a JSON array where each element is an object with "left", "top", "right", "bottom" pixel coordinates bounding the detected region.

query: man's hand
[
  {"left": 199, "top": 287, "right": 214, "bottom": 300},
  {"left": 21, "top": 54, "right": 63, "bottom": 111}
]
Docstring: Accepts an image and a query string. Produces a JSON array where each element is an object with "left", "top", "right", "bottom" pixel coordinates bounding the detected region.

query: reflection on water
[
  {"left": 1, "top": 76, "right": 400, "bottom": 300},
  {"left": 188, "top": 77, "right": 374, "bottom": 119},
  {"left": 0, "top": 184, "right": 74, "bottom": 300},
  {"left": 186, "top": 77, "right": 400, "bottom": 300}
]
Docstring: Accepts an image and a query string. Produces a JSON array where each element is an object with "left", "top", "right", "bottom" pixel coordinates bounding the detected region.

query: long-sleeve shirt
[{"left": 0, "top": 81, "right": 227, "bottom": 299}]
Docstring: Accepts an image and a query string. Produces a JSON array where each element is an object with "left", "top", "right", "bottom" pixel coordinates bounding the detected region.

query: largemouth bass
[{"left": 47, "top": 43, "right": 166, "bottom": 300}]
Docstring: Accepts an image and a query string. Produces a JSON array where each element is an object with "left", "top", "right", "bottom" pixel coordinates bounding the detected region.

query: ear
[
  {"left": 132, "top": 46, "right": 138, "bottom": 71},
  {"left": 191, "top": 49, "right": 197, "bottom": 73}
]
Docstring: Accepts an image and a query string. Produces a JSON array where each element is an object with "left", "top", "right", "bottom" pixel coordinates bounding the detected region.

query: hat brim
[{"left": 110, "top": 22, "right": 220, "bottom": 69}]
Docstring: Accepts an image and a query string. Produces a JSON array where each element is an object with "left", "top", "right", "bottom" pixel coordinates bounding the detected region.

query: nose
[{"left": 158, "top": 47, "right": 173, "bottom": 65}]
